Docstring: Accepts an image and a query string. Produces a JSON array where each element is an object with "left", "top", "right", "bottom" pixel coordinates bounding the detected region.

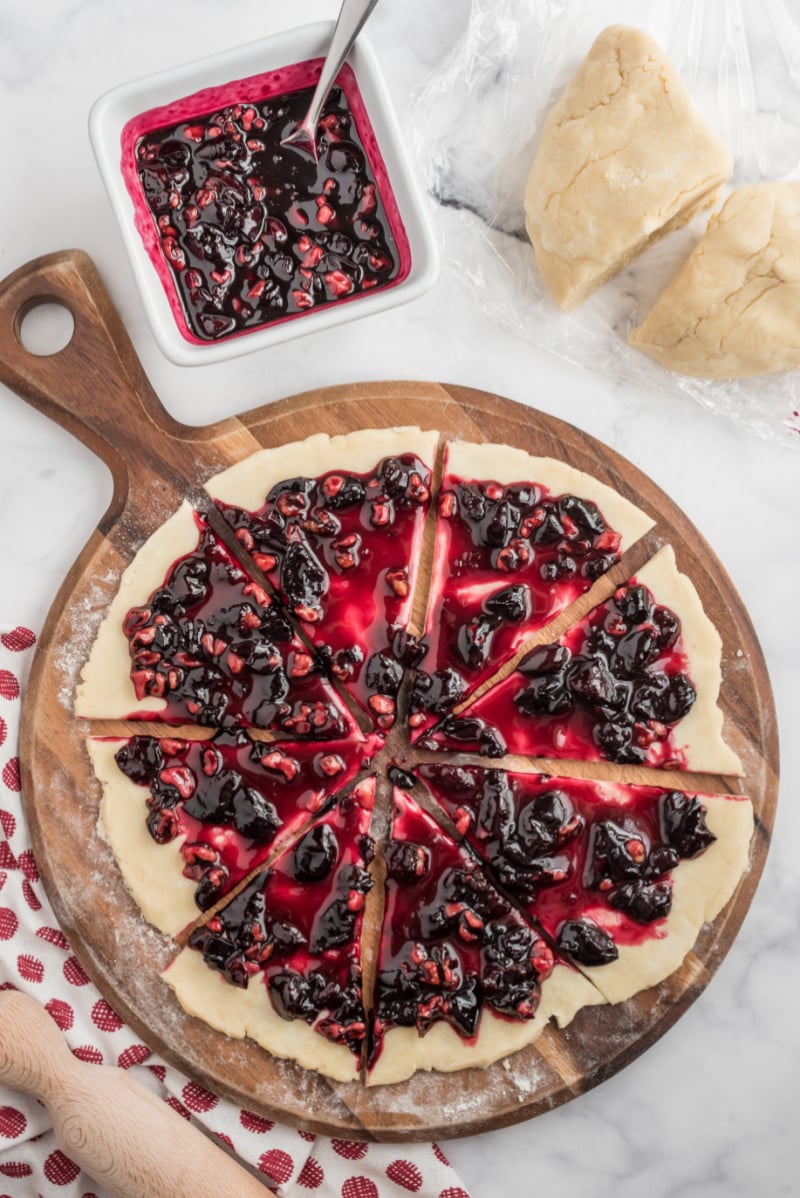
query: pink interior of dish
[{"left": 120, "top": 58, "right": 412, "bottom": 346}]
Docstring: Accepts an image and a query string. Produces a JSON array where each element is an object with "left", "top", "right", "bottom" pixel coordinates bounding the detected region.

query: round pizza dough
[{"left": 77, "top": 429, "right": 750, "bottom": 1086}]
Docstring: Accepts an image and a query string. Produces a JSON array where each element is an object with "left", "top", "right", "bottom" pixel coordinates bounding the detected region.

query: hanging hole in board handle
[
  {"left": 0, "top": 253, "right": 184, "bottom": 500},
  {"left": 17, "top": 299, "right": 76, "bottom": 357}
]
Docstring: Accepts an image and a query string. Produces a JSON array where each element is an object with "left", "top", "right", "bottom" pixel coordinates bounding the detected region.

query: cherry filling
[
  {"left": 133, "top": 85, "right": 400, "bottom": 342},
  {"left": 114, "top": 731, "right": 375, "bottom": 912},
  {"left": 215, "top": 454, "right": 432, "bottom": 730},
  {"left": 417, "top": 764, "right": 717, "bottom": 968},
  {"left": 410, "top": 474, "right": 625, "bottom": 737},
  {"left": 371, "top": 790, "right": 554, "bottom": 1062},
  {"left": 188, "top": 778, "right": 376, "bottom": 1055},
  {"left": 424, "top": 580, "right": 696, "bottom": 766},
  {"left": 105, "top": 443, "right": 737, "bottom": 1071},
  {"left": 122, "top": 514, "right": 354, "bottom": 736}
]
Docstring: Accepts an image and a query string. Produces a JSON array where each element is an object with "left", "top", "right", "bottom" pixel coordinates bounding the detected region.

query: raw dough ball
[
  {"left": 629, "top": 183, "right": 800, "bottom": 378},
  {"left": 524, "top": 25, "right": 732, "bottom": 312}
]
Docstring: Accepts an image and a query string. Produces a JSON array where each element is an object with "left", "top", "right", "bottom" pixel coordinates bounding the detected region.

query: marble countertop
[{"left": 1, "top": 1, "right": 798, "bottom": 1195}]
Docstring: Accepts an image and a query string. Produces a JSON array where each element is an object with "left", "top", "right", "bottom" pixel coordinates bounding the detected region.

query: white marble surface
[{"left": 1, "top": 1, "right": 799, "bottom": 1195}]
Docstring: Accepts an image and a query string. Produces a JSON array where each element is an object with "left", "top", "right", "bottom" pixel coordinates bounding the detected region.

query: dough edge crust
[
  {"left": 205, "top": 426, "right": 441, "bottom": 510},
  {"left": 367, "top": 962, "right": 603, "bottom": 1087},
  {"left": 89, "top": 737, "right": 199, "bottom": 938},
  {"left": 637, "top": 546, "right": 742, "bottom": 775},
  {"left": 576, "top": 794, "right": 753, "bottom": 1003},
  {"left": 445, "top": 439, "right": 654, "bottom": 550},
  {"left": 75, "top": 502, "right": 200, "bottom": 719},
  {"left": 163, "top": 947, "right": 360, "bottom": 1082}
]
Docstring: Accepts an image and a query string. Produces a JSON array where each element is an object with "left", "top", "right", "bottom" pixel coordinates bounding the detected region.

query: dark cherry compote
[{"left": 132, "top": 83, "right": 403, "bottom": 342}]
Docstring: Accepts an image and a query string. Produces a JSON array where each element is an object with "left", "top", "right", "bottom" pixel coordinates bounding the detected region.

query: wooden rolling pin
[{"left": 0, "top": 992, "right": 271, "bottom": 1197}]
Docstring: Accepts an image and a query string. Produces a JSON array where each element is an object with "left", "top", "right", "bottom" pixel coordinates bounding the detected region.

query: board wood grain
[{"left": 0, "top": 250, "right": 778, "bottom": 1142}]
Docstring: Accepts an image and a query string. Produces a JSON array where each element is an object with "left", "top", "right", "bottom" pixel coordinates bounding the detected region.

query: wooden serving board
[{"left": 0, "top": 250, "right": 778, "bottom": 1142}]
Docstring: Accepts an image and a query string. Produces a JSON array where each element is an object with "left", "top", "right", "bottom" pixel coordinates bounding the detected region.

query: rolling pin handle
[{"left": 0, "top": 992, "right": 272, "bottom": 1198}]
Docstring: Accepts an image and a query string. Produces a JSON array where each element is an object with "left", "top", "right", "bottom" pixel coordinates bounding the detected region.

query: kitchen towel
[{"left": 0, "top": 627, "right": 471, "bottom": 1198}]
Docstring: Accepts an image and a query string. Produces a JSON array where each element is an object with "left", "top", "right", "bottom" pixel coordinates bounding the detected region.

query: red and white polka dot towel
[{"left": 0, "top": 627, "right": 471, "bottom": 1198}]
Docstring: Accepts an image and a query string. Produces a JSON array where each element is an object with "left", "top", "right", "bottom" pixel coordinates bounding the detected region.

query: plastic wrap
[{"left": 410, "top": 0, "right": 800, "bottom": 447}]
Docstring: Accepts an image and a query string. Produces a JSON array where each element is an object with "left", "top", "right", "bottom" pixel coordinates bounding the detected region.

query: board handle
[
  {"left": 0, "top": 251, "right": 176, "bottom": 476},
  {"left": 0, "top": 250, "right": 241, "bottom": 524},
  {"left": 0, "top": 991, "right": 272, "bottom": 1198}
]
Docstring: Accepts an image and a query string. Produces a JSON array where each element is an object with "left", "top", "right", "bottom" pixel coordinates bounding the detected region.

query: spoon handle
[{"left": 289, "top": 0, "right": 380, "bottom": 146}]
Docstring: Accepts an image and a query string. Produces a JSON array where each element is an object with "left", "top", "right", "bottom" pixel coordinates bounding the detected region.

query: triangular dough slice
[
  {"left": 76, "top": 504, "right": 356, "bottom": 737},
  {"left": 207, "top": 428, "right": 438, "bottom": 733},
  {"left": 630, "top": 183, "right": 800, "bottom": 377},
  {"left": 409, "top": 440, "right": 653, "bottom": 738},
  {"left": 422, "top": 546, "right": 742, "bottom": 774},
  {"left": 417, "top": 763, "right": 753, "bottom": 1004},
  {"left": 525, "top": 25, "right": 732, "bottom": 311},
  {"left": 367, "top": 787, "right": 602, "bottom": 1086},
  {"left": 163, "top": 777, "right": 376, "bottom": 1083},
  {"left": 90, "top": 731, "right": 378, "bottom": 934}
]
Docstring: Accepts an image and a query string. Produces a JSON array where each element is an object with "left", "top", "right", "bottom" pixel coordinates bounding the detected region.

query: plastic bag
[{"left": 410, "top": 0, "right": 800, "bottom": 447}]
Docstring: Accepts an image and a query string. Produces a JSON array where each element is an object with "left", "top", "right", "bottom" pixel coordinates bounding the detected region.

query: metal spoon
[{"left": 281, "top": 0, "right": 381, "bottom": 159}]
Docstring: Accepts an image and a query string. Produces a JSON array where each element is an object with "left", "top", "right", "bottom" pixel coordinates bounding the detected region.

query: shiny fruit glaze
[
  {"left": 188, "top": 778, "right": 376, "bottom": 1056},
  {"left": 122, "top": 512, "right": 355, "bottom": 736},
  {"left": 417, "top": 765, "right": 719, "bottom": 967},
  {"left": 410, "top": 470, "right": 624, "bottom": 738},
  {"left": 371, "top": 789, "right": 554, "bottom": 1063},
  {"left": 104, "top": 444, "right": 743, "bottom": 1070},
  {"left": 215, "top": 453, "right": 432, "bottom": 731},
  {"left": 423, "top": 578, "right": 695, "bottom": 767},
  {"left": 126, "top": 69, "right": 407, "bottom": 344},
  {"left": 113, "top": 731, "right": 377, "bottom": 914}
]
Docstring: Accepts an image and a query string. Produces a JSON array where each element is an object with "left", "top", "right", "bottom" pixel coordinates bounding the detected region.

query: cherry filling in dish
[
  {"left": 370, "top": 788, "right": 555, "bottom": 1062},
  {"left": 410, "top": 474, "right": 626, "bottom": 736},
  {"left": 417, "top": 765, "right": 718, "bottom": 967},
  {"left": 187, "top": 778, "right": 375, "bottom": 1055},
  {"left": 114, "top": 731, "right": 375, "bottom": 911},
  {"left": 132, "top": 85, "right": 401, "bottom": 342},
  {"left": 423, "top": 579, "right": 697, "bottom": 766},
  {"left": 215, "top": 454, "right": 432, "bottom": 731},
  {"left": 122, "top": 514, "right": 355, "bottom": 736}
]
